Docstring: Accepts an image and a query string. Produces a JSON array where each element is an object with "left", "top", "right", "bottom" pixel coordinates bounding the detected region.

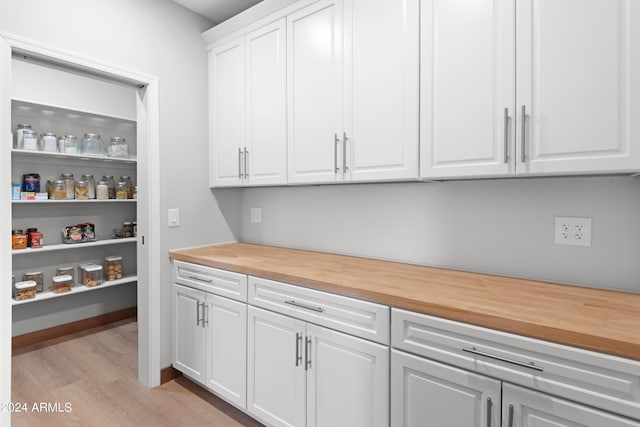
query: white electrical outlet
[
  {"left": 250, "top": 207, "right": 262, "bottom": 223},
  {"left": 554, "top": 217, "right": 592, "bottom": 246}
]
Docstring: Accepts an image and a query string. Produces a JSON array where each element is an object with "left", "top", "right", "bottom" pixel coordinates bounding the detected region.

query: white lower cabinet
[
  {"left": 172, "top": 283, "right": 247, "bottom": 409},
  {"left": 391, "top": 349, "right": 501, "bottom": 427},
  {"left": 247, "top": 305, "right": 389, "bottom": 427}
]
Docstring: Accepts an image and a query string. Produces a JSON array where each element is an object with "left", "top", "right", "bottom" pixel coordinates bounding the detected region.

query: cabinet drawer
[
  {"left": 173, "top": 260, "right": 247, "bottom": 302},
  {"left": 392, "top": 308, "right": 640, "bottom": 421},
  {"left": 249, "top": 276, "right": 389, "bottom": 345}
]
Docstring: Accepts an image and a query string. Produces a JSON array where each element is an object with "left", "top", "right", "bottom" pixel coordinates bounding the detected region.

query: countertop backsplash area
[{"left": 238, "top": 176, "right": 640, "bottom": 294}]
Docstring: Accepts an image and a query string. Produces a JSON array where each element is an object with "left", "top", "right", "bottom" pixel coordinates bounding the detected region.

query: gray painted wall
[{"left": 240, "top": 176, "right": 640, "bottom": 294}]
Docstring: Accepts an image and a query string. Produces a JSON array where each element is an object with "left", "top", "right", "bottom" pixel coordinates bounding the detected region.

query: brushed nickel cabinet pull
[
  {"left": 244, "top": 147, "right": 249, "bottom": 179},
  {"left": 238, "top": 147, "right": 243, "bottom": 179},
  {"left": 334, "top": 133, "right": 340, "bottom": 173},
  {"left": 202, "top": 303, "right": 208, "bottom": 327},
  {"left": 504, "top": 108, "right": 509, "bottom": 164},
  {"left": 462, "top": 347, "right": 543, "bottom": 372},
  {"left": 284, "top": 300, "right": 324, "bottom": 313},
  {"left": 188, "top": 275, "right": 212, "bottom": 284},
  {"left": 508, "top": 404, "right": 514, "bottom": 427},
  {"left": 487, "top": 397, "right": 492, "bottom": 427},
  {"left": 305, "top": 336, "right": 312, "bottom": 371},
  {"left": 343, "top": 132, "right": 349, "bottom": 172},
  {"left": 295, "top": 332, "right": 302, "bottom": 367},
  {"left": 521, "top": 105, "right": 526, "bottom": 163},
  {"left": 196, "top": 300, "right": 201, "bottom": 326}
]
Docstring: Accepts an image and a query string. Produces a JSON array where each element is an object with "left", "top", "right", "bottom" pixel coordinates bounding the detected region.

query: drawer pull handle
[
  {"left": 508, "top": 404, "right": 514, "bottom": 427},
  {"left": 295, "top": 332, "right": 303, "bottom": 367},
  {"left": 462, "top": 347, "right": 543, "bottom": 372},
  {"left": 285, "top": 300, "right": 324, "bottom": 313},
  {"left": 188, "top": 275, "right": 212, "bottom": 284}
]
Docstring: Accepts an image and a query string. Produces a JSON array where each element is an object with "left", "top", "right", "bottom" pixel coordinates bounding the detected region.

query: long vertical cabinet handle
[
  {"left": 238, "top": 147, "right": 243, "bottom": 179},
  {"left": 520, "top": 105, "right": 527, "bottom": 163},
  {"left": 334, "top": 133, "right": 340, "bottom": 173},
  {"left": 202, "top": 303, "right": 208, "bottom": 327},
  {"left": 486, "top": 398, "right": 492, "bottom": 427},
  {"left": 504, "top": 108, "right": 509, "bottom": 164},
  {"left": 508, "top": 404, "right": 514, "bottom": 427},
  {"left": 343, "top": 132, "right": 349, "bottom": 172},
  {"left": 295, "top": 332, "right": 302, "bottom": 367},
  {"left": 244, "top": 147, "right": 249, "bottom": 179},
  {"left": 196, "top": 300, "right": 201, "bottom": 326},
  {"left": 304, "top": 336, "right": 312, "bottom": 370}
]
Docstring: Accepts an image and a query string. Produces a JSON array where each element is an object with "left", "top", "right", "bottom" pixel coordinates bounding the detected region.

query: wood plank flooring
[{"left": 11, "top": 318, "right": 264, "bottom": 427}]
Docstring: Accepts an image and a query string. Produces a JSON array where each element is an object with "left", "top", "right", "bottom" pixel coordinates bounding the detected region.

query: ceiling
[{"left": 172, "top": 0, "right": 264, "bottom": 24}]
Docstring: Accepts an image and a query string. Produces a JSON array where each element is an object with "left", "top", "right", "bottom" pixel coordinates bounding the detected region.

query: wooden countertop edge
[{"left": 169, "top": 249, "right": 640, "bottom": 361}]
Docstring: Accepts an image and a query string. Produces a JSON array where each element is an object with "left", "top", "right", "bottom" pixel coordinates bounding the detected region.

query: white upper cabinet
[
  {"left": 516, "top": 0, "right": 640, "bottom": 175},
  {"left": 210, "top": 19, "right": 287, "bottom": 187},
  {"left": 344, "top": 0, "right": 420, "bottom": 182},
  {"left": 288, "top": 0, "right": 419, "bottom": 184},
  {"left": 287, "top": 0, "right": 344, "bottom": 184},
  {"left": 420, "top": 0, "right": 515, "bottom": 179},
  {"left": 421, "top": 0, "right": 640, "bottom": 179}
]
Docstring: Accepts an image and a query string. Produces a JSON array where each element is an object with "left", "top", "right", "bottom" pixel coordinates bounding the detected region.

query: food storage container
[
  {"left": 12, "top": 229, "right": 27, "bottom": 250},
  {"left": 81, "top": 133, "right": 104, "bottom": 155},
  {"left": 15, "top": 124, "right": 32, "bottom": 149},
  {"left": 75, "top": 180, "right": 89, "bottom": 199},
  {"left": 82, "top": 174, "right": 96, "bottom": 199},
  {"left": 22, "top": 129, "right": 38, "bottom": 150},
  {"left": 52, "top": 180, "right": 66, "bottom": 200},
  {"left": 120, "top": 176, "right": 133, "bottom": 199},
  {"left": 61, "top": 173, "right": 75, "bottom": 199},
  {"left": 15, "top": 280, "right": 37, "bottom": 301},
  {"left": 102, "top": 175, "right": 116, "bottom": 199},
  {"left": 83, "top": 265, "right": 103, "bottom": 287},
  {"left": 96, "top": 180, "right": 109, "bottom": 200},
  {"left": 23, "top": 271, "right": 44, "bottom": 293},
  {"left": 40, "top": 132, "right": 58, "bottom": 152},
  {"left": 56, "top": 266, "right": 75, "bottom": 284},
  {"left": 115, "top": 181, "right": 128, "bottom": 199},
  {"left": 52, "top": 275, "right": 73, "bottom": 293},
  {"left": 107, "top": 136, "right": 129, "bottom": 158},
  {"left": 104, "top": 256, "right": 123, "bottom": 281},
  {"left": 28, "top": 230, "right": 43, "bottom": 248},
  {"left": 61, "top": 135, "right": 78, "bottom": 154},
  {"left": 123, "top": 222, "right": 134, "bottom": 238}
]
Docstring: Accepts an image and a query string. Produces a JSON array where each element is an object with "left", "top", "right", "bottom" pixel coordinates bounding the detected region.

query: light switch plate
[
  {"left": 168, "top": 208, "right": 180, "bottom": 228},
  {"left": 250, "top": 208, "right": 262, "bottom": 223}
]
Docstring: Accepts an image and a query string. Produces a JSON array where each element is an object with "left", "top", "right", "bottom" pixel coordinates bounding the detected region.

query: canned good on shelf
[
  {"left": 104, "top": 255, "right": 123, "bottom": 281},
  {"left": 51, "top": 275, "right": 73, "bottom": 294},
  {"left": 15, "top": 280, "right": 37, "bottom": 301}
]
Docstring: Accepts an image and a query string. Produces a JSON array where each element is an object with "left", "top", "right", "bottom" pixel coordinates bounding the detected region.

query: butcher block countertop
[{"left": 170, "top": 243, "right": 640, "bottom": 361}]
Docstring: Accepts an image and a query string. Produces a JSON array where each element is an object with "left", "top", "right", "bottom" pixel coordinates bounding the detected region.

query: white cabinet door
[
  {"left": 210, "top": 37, "right": 245, "bottom": 187},
  {"left": 172, "top": 284, "right": 206, "bottom": 384},
  {"left": 344, "top": 0, "right": 419, "bottom": 182},
  {"left": 516, "top": 0, "right": 640, "bottom": 175},
  {"left": 503, "top": 383, "right": 640, "bottom": 427},
  {"left": 205, "top": 294, "right": 247, "bottom": 409},
  {"left": 287, "top": 0, "right": 344, "bottom": 184},
  {"left": 307, "top": 324, "right": 389, "bottom": 427},
  {"left": 245, "top": 19, "right": 288, "bottom": 186},
  {"left": 391, "top": 349, "right": 500, "bottom": 427},
  {"left": 247, "top": 306, "right": 306, "bottom": 427},
  {"left": 420, "top": 0, "right": 515, "bottom": 179}
]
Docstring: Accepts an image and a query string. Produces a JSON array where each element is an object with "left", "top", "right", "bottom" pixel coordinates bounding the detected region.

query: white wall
[
  {"left": 0, "top": 0, "right": 240, "bottom": 370},
  {"left": 240, "top": 176, "right": 640, "bottom": 294}
]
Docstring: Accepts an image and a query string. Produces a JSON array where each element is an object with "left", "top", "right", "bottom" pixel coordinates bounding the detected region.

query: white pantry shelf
[
  {"left": 11, "top": 148, "right": 137, "bottom": 164},
  {"left": 12, "top": 237, "right": 138, "bottom": 255},
  {"left": 12, "top": 275, "right": 138, "bottom": 306},
  {"left": 12, "top": 199, "right": 136, "bottom": 205}
]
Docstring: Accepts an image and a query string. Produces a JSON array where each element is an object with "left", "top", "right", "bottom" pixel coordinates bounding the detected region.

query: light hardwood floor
[{"left": 11, "top": 318, "right": 264, "bottom": 427}]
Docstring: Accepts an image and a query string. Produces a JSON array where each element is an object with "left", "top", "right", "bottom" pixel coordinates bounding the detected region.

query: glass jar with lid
[
  {"left": 23, "top": 271, "right": 44, "bottom": 293},
  {"left": 40, "top": 132, "right": 58, "bottom": 152},
  {"left": 102, "top": 175, "right": 116, "bottom": 199},
  {"left": 81, "top": 133, "right": 104, "bottom": 156},
  {"left": 52, "top": 180, "right": 66, "bottom": 200},
  {"left": 120, "top": 176, "right": 133, "bottom": 199},
  {"left": 81, "top": 174, "right": 96, "bottom": 199},
  {"left": 104, "top": 255, "right": 123, "bottom": 281},
  {"left": 14, "top": 280, "right": 37, "bottom": 301},
  {"left": 75, "top": 180, "right": 89, "bottom": 199},
  {"left": 61, "top": 135, "right": 78, "bottom": 154},
  {"left": 115, "top": 181, "right": 128, "bottom": 199},
  {"left": 61, "top": 173, "right": 75, "bottom": 199},
  {"left": 22, "top": 129, "right": 38, "bottom": 150},
  {"left": 83, "top": 265, "right": 103, "bottom": 287},
  {"left": 107, "top": 136, "right": 129, "bottom": 158},
  {"left": 52, "top": 275, "right": 73, "bottom": 293},
  {"left": 96, "top": 180, "right": 109, "bottom": 200},
  {"left": 15, "top": 124, "right": 32, "bottom": 149}
]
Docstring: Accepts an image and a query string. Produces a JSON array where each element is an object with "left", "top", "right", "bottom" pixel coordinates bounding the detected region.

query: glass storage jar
[
  {"left": 104, "top": 255, "right": 123, "bottom": 281},
  {"left": 15, "top": 280, "right": 37, "bottom": 301},
  {"left": 120, "top": 176, "right": 133, "bottom": 199},
  {"left": 96, "top": 180, "right": 109, "bottom": 200},
  {"left": 102, "top": 175, "right": 116, "bottom": 199},
  {"left": 23, "top": 271, "right": 44, "bottom": 293},
  {"left": 56, "top": 266, "right": 75, "bottom": 284},
  {"left": 22, "top": 129, "right": 38, "bottom": 150},
  {"left": 115, "top": 181, "right": 128, "bottom": 199},
  {"left": 39, "top": 132, "right": 57, "bottom": 152},
  {"left": 81, "top": 174, "right": 96, "bottom": 199},
  {"left": 81, "top": 133, "right": 104, "bottom": 155},
  {"left": 51, "top": 275, "right": 73, "bottom": 293},
  {"left": 61, "top": 173, "right": 75, "bottom": 199},
  {"left": 107, "top": 136, "right": 129, "bottom": 158},
  {"left": 75, "top": 180, "right": 89, "bottom": 200},
  {"left": 52, "top": 180, "right": 66, "bottom": 200},
  {"left": 61, "top": 135, "right": 79, "bottom": 154},
  {"left": 83, "top": 265, "right": 103, "bottom": 287},
  {"left": 15, "top": 124, "right": 32, "bottom": 149}
]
